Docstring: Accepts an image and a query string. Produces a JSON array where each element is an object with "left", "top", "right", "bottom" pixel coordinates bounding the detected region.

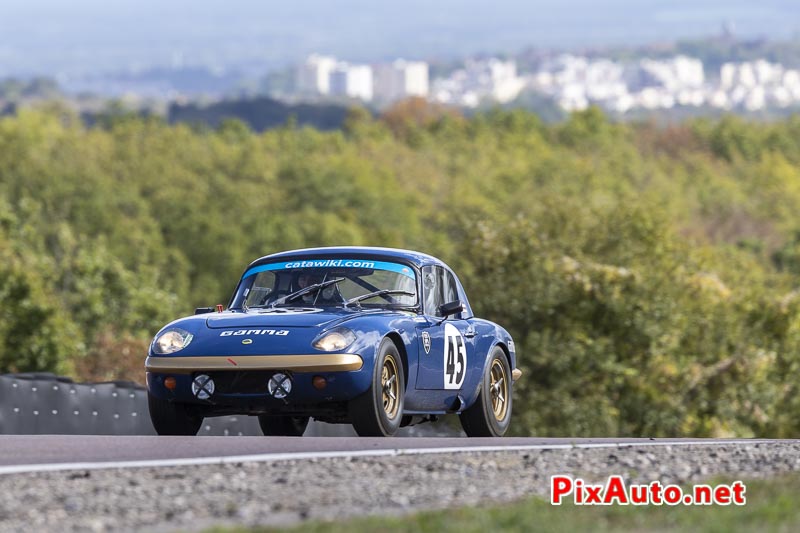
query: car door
[{"left": 415, "top": 265, "right": 476, "bottom": 391}]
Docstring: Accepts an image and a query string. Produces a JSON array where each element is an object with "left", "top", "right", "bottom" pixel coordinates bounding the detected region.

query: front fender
[{"left": 339, "top": 316, "right": 419, "bottom": 395}]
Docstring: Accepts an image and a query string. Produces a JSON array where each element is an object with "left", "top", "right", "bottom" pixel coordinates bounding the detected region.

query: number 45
[{"left": 445, "top": 333, "right": 466, "bottom": 389}]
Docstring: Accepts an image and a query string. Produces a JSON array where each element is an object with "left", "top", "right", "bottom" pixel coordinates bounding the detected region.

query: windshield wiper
[
  {"left": 344, "top": 289, "right": 415, "bottom": 308},
  {"left": 270, "top": 278, "right": 345, "bottom": 307}
]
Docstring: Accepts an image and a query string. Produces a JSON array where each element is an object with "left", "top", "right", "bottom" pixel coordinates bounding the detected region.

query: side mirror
[
  {"left": 439, "top": 300, "right": 464, "bottom": 318},
  {"left": 194, "top": 307, "right": 214, "bottom": 315}
]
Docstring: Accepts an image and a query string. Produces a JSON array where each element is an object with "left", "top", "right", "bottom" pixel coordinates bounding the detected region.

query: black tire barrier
[{"left": 0, "top": 373, "right": 261, "bottom": 436}]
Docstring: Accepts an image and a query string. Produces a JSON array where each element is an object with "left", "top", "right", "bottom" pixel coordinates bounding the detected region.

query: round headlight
[
  {"left": 153, "top": 328, "right": 194, "bottom": 354},
  {"left": 312, "top": 328, "right": 356, "bottom": 352}
]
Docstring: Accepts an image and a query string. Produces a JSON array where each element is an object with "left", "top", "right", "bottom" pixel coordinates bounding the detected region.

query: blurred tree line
[{"left": 3, "top": 101, "right": 800, "bottom": 438}]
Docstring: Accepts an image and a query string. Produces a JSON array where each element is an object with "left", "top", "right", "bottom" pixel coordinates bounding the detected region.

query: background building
[
  {"left": 373, "top": 60, "right": 429, "bottom": 103},
  {"left": 329, "top": 63, "right": 373, "bottom": 101},
  {"left": 295, "top": 54, "right": 337, "bottom": 96}
]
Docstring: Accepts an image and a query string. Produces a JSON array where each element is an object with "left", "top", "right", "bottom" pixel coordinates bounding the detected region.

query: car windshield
[{"left": 237, "top": 259, "right": 417, "bottom": 309}]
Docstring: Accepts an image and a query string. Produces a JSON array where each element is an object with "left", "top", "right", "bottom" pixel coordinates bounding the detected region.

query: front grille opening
[{"left": 201, "top": 371, "right": 287, "bottom": 394}]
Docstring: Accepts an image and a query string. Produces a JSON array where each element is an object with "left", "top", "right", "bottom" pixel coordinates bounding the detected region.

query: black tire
[
  {"left": 349, "top": 338, "right": 405, "bottom": 436},
  {"left": 148, "top": 393, "right": 203, "bottom": 436},
  {"left": 258, "top": 415, "right": 310, "bottom": 436},
  {"left": 459, "top": 347, "right": 512, "bottom": 437}
]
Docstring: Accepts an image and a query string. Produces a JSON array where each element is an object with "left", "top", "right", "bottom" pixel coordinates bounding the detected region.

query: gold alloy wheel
[
  {"left": 489, "top": 359, "right": 509, "bottom": 421},
  {"left": 381, "top": 354, "right": 400, "bottom": 419}
]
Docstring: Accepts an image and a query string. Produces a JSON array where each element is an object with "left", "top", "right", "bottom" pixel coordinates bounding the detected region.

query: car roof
[{"left": 249, "top": 246, "right": 449, "bottom": 269}]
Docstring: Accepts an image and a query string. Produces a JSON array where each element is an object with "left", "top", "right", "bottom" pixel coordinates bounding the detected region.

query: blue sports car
[{"left": 145, "top": 247, "right": 521, "bottom": 437}]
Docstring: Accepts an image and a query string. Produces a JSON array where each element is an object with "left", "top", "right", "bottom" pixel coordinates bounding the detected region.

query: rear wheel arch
[
  {"left": 476, "top": 341, "right": 512, "bottom": 388},
  {"left": 459, "top": 344, "right": 512, "bottom": 437},
  {"left": 495, "top": 341, "right": 513, "bottom": 372}
]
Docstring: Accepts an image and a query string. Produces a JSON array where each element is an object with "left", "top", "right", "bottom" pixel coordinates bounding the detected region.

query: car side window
[
  {"left": 422, "top": 265, "right": 443, "bottom": 317},
  {"left": 442, "top": 269, "right": 464, "bottom": 320},
  {"left": 422, "top": 266, "right": 462, "bottom": 318},
  {"left": 443, "top": 270, "right": 458, "bottom": 304}
]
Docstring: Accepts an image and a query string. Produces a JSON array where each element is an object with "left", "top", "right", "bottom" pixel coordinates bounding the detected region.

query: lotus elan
[{"left": 145, "top": 247, "right": 521, "bottom": 437}]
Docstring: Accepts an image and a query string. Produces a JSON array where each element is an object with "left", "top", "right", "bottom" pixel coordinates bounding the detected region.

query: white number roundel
[{"left": 443, "top": 323, "right": 467, "bottom": 389}]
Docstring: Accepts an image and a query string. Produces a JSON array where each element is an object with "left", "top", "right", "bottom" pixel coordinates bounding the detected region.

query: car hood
[{"left": 205, "top": 307, "right": 394, "bottom": 330}]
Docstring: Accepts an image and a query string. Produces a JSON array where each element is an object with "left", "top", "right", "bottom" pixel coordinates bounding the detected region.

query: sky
[{"left": 1, "top": 0, "right": 799, "bottom": 77}]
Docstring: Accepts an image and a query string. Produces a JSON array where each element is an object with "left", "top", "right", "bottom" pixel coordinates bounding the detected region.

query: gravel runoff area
[{"left": 1, "top": 441, "right": 800, "bottom": 532}]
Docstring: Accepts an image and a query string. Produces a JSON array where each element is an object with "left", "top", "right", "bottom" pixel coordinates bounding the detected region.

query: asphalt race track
[
  {"left": 0, "top": 435, "right": 785, "bottom": 472},
  {"left": 2, "top": 435, "right": 799, "bottom": 531}
]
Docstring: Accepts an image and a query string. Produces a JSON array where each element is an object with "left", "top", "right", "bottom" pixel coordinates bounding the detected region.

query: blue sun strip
[{"left": 242, "top": 259, "right": 416, "bottom": 280}]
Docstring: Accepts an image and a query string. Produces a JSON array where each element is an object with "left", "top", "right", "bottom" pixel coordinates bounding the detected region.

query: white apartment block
[
  {"left": 373, "top": 60, "right": 429, "bottom": 103},
  {"left": 432, "top": 58, "right": 525, "bottom": 108},
  {"left": 718, "top": 60, "right": 800, "bottom": 110},
  {"left": 467, "top": 59, "right": 525, "bottom": 103},
  {"left": 637, "top": 56, "right": 704, "bottom": 92},
  {"left": 329, "top": 63, "right": 373, "bottom": 101},
  {"left": 296, "top": 54, "right": 337, "bottom": 95},
  {"left": 532, "top": 54, "right": 709, "bottom": 112},
  {"left": 535, "top": 54, "right": 630, "bottom": 111}
]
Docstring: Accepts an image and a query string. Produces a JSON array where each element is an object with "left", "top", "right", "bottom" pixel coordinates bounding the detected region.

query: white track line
[{"left": 0, "top": 439, "right": 780, "bottom": 476}]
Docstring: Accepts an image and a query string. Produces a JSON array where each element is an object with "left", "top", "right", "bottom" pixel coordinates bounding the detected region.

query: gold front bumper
[{"left": 145, "top": 354, "right": 363, "bottom": 374}]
